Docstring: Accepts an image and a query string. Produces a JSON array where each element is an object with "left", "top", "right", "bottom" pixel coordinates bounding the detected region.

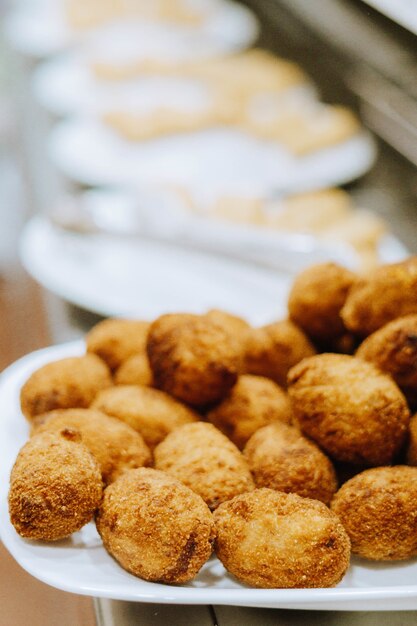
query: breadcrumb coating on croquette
[
  {"left": 288, "top": 353, "right": 410, "bottom": 466},
  {"left": 20, "top": 355, "right": 112, "bottom": 420},
  {"left": 244, "top": 320, "right": 316, "bottom": 387},
  {"left": 154, "top": 422, "right": 254, "bottom": 509},
  {"left": 288, "top": 262, "right": 356, "bottom": 342},
  {"left": 114, "top": 353, "right": 153, "bottom": 386},
  {"left": 96, "top": 468, "right": 215, "bottom": 584},
  {"left": 356, "top": 315, "right": 417, "bottom": 391},
  {"left": 406, "top": 414, "right": 417, "bottom": 466},
  {"left": 8, "top": 431, "right": 103, "bottom": 541},
  {"left": 207, "top": 375, "right": 292, "bottom": 449},
  {"left": 214, "top": 489, "right": 350, "bottom": 588},
  {"left": 331, "top": 466, "right": 417, "bottom": 560},
  {"left": 32, "top": 408, "right": 152, "bottom": 484},
  {"left": 91, "top": 384, "right": 199, "bottom": 449},
  {"left": 341, "top": 256, "right": 417, "bottom": 337},
  {"left": 244, "top": 422, "right": 337, "bottom": 505},
  {"left": 147, "top": 313, "right": 242, "bottom": 406},
  {"left": 86, "top": 318, "right": 151, "bottom": 371}
]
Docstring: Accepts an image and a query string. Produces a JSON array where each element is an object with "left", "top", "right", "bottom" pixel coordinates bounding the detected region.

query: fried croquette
[
  {"left": 206, "top": 375, "right": 292, "bottom": 449},
  {"left": 406, "top": 414, "right": 417, "bottom": 466},
  {"left": 96, "top": 468, "right": 215, "bottom": 583},
  {"left": 8, "top": 430, "right": 103, "bottom": 541},
  {"left": 331, "top": 466, "right": 417, "bottom": 560},
  {"left": 20, "top": 355, "right": 112, "bottom": 421},
  {"left": 214, "top": 489, "right": 350, "bottom": 588},
  {"left": 288, "top": 262, "right": 357, "bottom": 342},
  {"left": 147, "top": 313, "right": 242, "bottom": 406},
  {"left": 341, "top": 256, "right": 417, "bottom": 337},
  {"left": 244, "top": 422, "right": 337, "bottom": 505},
  {"left": 91, "top": 384, "right": 199, "bottom": 449},
  {"left": 114, "top": 353, "right": 153, "bottom": 386},
  {"left": 356, "top": 315, "right": 417, "bottom": 394},
  {"left": 86, "top": 318, "right": 150, "bottom": 370},
  {"left": 244, "top": 320, "right": 316, "bottom": 387},
  {"left": 154, "top": 422, "right": 254, "bottom": 509},
  {"left": 205, "top": 309, "right": 251, "bottom": 336},
  {"left": 32, "top": 408, "right": 151, "bottom": 484},
  {"left": 288, "top": 354, "right": 410, "bottom": 466}
]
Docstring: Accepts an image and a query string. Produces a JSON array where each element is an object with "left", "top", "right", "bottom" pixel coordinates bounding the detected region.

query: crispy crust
[
  {"left": 20, "top": 355, "right": 112, "bottom": 420},
  {"left": 154, "top": 422, "right": 254, "bottom": 510},
  {"left": 356, "top": 315, "right": 417, "bottom": 391},
  {"left": 288, "top": 354, "right": 410, "bottom": 465},
  {"left": 8, "top": 431, "right": 103, "bottom": 541},
  {"left": 207, "top": 375, "right": 292, "bottom": 449},
  {"left": 244, "top": 320, "right": 316, "bottom": 387},
  {"left": 32, "top": 408, "right": 151, "bottom": 484},
  {"left": 86, "top": 318, "right": 150, "bottom": 371},
  {"left": 147, "top": 314, "right": 242, "bottom": 406},
  {"left": 91, "top": 384, "right": 199, "bottom": 449},
  {"left": 244, "top": 422, "right": 337, "bottom": 505},
  {"left": 341, "top": 257, "right": 417, "bottom": 337},
  {"left": 331, "top": 466, "right": 417, "bottom": 560},
  {"left": 96, "top": 468, "right": 215, "bottom": 583},
  {"left": 214, "top": 489, "right": 350, "bottom": 588},
  {"left": 288, "top": 262, "right": 356, "bottom": 341}
]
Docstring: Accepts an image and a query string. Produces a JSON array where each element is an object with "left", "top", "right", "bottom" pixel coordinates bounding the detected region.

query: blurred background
[{"left": 0, "top": 0, "right": 416, "bottom": 624}]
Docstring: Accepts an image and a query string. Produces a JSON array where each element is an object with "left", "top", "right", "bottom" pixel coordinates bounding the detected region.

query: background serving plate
[{"left": 2, "top": 341, "right": 417, "bottom": 611}]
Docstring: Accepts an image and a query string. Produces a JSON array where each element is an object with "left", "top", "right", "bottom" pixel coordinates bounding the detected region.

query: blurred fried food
[
  {"left": 245, "top": 320, "right": 316, "bottom": 387},
  {"left": 114, "top": 353, "right": 153, "bottom": 386},
  {"left": 147, "top": 313, "right": 242, "bottom": 406},
  {"left": 86, "top": 318, "right": 150, "bottom": 371},
  {"left": 91, "top": 384, "right": 199, "bottom": 449},
  {"left": 20, "top": 355, "right": 112, "bottom": 420}
]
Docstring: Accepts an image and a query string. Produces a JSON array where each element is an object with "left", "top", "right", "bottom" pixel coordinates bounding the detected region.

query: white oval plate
[
  {"left": 4, "top": 0, "right": 258, "bottom": 59},
  {"left": 2, "top": 341, "right": 417, "bottom": 610},
  {"left": 19, "top": 215, "right": 291, "bottom": 325},
  {"left": 48, "top": 117, "right": 377, "bottom": 196}
]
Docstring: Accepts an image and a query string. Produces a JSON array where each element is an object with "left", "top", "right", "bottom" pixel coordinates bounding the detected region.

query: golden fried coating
[
  {"left": 96, "top": 468, "right": 215, "bottom": 583},
  {"left": 154, "top": 422, "right": 254, "bottom": 509},
  {"left": 356, "top": 315, "right": 417, "bottom": 394},
  {"left": 114, "top": 353, "right": 153, "bottom": 386},
  {"left": 91, "top": 384, "right": 199, "bottom": 449},
  {"left": 331, "top": 466, "right": 417, "bottom": 560},
  {"left": 20, "top": 355, "right": 112, "bottom": 421},
  {"left": 147, "top": 313, "right": 242, "bottom": 406},
  {"left": 341, "top": 256, "right": 417, "bottom": 337},
  {"left": 244, "top": 422, "right": 337, "bottom": 505},
  {"left": 206, "top": 375, "right": 292, "bottom": 449},
  {"left": 32, "top": 408, "right": 151, "bottom": 484},
  {"left": 205, "top": 309, "right": 251, "bottom": 335},
  {"left": 214, "top": 489, "right": 350, "bottom": 588},
  {"left": 86, "top": 318, "right": 150, "bottom": 370},
  {"left": 288, "top": 354, "right": 410, "bottom": 466},
  {"left": 8, "top": 431, "right": 103, "bottom": 541},
  {"left": 406, "top": 414, "right": 417, "bottom": 465},
  {"left": 244, "top": 320, "right": 316, "bottom": 387},
  {"left": 288, "top": 262, "right": 356, "bottom": 342}
]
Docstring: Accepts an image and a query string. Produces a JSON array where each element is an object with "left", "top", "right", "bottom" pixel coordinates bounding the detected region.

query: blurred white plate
[
  {"left": 32, "top": 50, "right": 317, "bottom": 118},
  {"left": 4, "top": 0, "right": 258, "bottom": 59},
  {"left": 48, "top": 118, "right": 377, "bottom": 196},
  {"left": 2, "top": 341, "right": 417, "bottom": 610},
  {"left": 19, "top": 215, "right": 290, "bottom": 324}
]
